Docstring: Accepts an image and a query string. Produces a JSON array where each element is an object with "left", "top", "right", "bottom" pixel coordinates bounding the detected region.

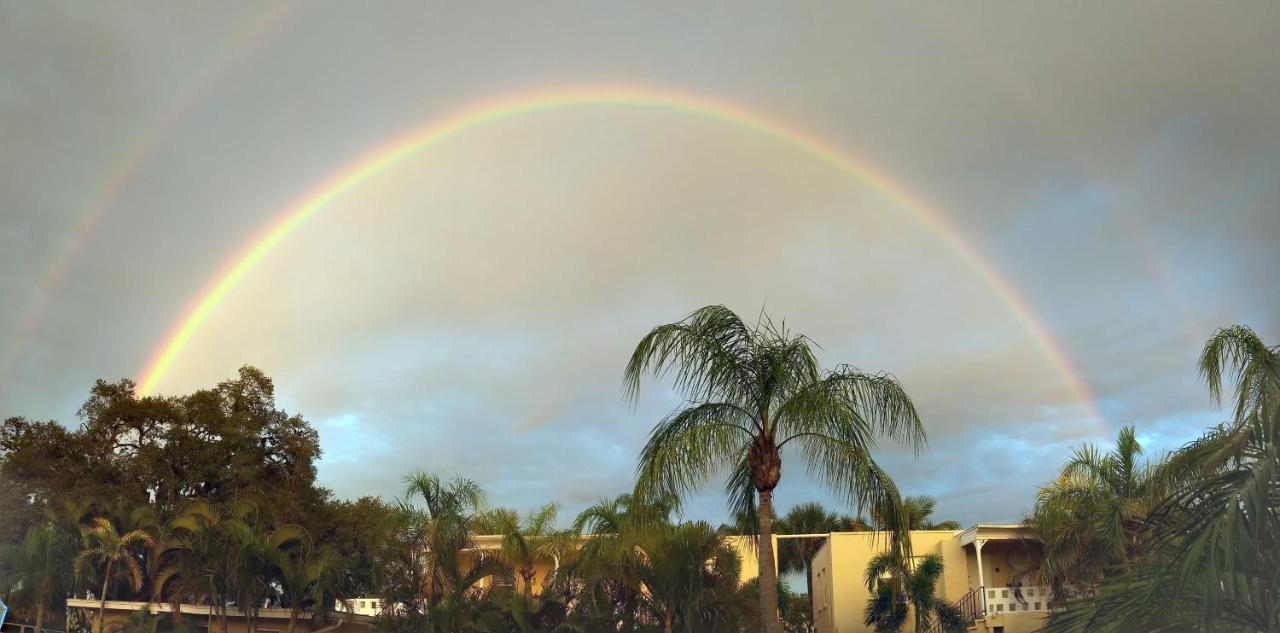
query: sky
[{"left": 2, "top": 1, "right": 1278, "bottom": 528}]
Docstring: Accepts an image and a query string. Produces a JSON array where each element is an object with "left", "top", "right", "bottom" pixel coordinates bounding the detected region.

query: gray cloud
[{"left": 2, "top": 1, "right": 1278, "bottom": 527}]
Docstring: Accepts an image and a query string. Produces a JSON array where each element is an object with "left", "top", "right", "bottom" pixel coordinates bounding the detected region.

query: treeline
[
  {"left": 1031, "top": 326, "right": 1280, "bottom": 632},
  {"left": 0, "top": 366, "right": 874, "bottom": 633}
]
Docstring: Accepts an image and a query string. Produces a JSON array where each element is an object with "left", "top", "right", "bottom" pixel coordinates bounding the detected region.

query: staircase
[{"left": 924, "top": 585, "right": 985, "bottom": 633}]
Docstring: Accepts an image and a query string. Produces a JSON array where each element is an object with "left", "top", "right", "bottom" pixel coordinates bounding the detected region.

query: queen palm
[
  {"left": 0, "top": 523, "right": 76, "bottom": 633},
  {"left": 627, "top": 305, "right": 926, "bottom": 633},
  {"left": 74, "top": 517, "right": 154, "bottom": 633},
  {"left": 1032, "top": 426, "right": 1167, "bottom": 587}
]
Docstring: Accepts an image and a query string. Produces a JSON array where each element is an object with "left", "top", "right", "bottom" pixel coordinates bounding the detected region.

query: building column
[{"left": 975, "top": 538, "right": 987, "bottom": 588}]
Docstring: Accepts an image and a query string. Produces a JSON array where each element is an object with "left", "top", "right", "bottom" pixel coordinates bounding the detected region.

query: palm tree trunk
[
  {"left": 207, "top": 578, "right": 215, "bottom": 633},
  {"left": 757, "top": 489, "right": 782, "bottom": 633},
  {"left": 97, "top": 559, "right": 114, "bottom": 633},
  {"left": 287, "top": 608, "right": 298, "bottom": 633},
  {"left": 805, "top": 560, "right": 815, "bottom": 627},
  {"left": 35, "top": 603, "right": 46, "bottom": 633},
  {"left": 663, "top": 606, "right": 674, "bottom": 633}
]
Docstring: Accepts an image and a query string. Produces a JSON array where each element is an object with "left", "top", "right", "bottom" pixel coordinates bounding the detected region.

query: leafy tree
[
  {"left": 863, "top": 552, "right": 964, "bottom": 633},
  {"left": 74, "top": 518, "right": 154, "bottom": 633},
  {"left": 1046, "top": 325, "right": 1280, "bottom": 632},
  {"left": 0, "top": 523, "right": 76, "bottom": 633},
  {"left": 1032, "top": 426, "right": 1168, "bottom": 588},
  {"left": 626, "top": 305, "right": 925, "bottom": 633}
]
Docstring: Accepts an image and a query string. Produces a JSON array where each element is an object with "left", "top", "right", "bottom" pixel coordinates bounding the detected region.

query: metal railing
[{"left": 923, "top": 586, "right": 984, "bottom": 633}]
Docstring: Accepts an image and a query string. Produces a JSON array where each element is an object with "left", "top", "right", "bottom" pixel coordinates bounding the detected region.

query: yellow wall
[{"left": 810, "top": 530, "right": 1047, "bottom": 633}]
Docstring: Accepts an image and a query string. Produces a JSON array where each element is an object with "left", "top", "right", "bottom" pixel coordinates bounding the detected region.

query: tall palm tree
[
  {"left": 1032, "top": 426, "right": 1168, "bottom": 587},
  {"left": 863, "top": 552, "right": 964, "bottom": 633},
  {"left": 1046, "top": 325, "right": 1280, "bottom": 632},
  {"left": 74, "top": 517, "right": 154, "bottom": 633},
  {"left": 0, "top": 523, "right": 76, "bottom": 633},
  {"left": 626, "top": 305, "right": 926, "bottom": 633}
]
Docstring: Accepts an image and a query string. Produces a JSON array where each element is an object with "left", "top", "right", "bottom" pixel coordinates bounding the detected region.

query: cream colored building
[
  {"left": 64, "top": 599, "right": 373, "bottom": 633},
  {"left": 466, "top": 533, "right": 775, "bottom": 594},
  {"left": 811, "top": 525, "right": 1049, "bottom": 633}
]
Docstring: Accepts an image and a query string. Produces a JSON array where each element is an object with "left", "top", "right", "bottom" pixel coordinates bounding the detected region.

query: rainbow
[
  {"left": 0, "top": 2, "right": 298, "bottom": 396},
  {"left": 134, "top": 84, "right": 1104, "bottom": 425}
]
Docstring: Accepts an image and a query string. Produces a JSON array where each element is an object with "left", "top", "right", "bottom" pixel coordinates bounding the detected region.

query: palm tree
[
  {"left": 635, "top": 521, "right": 743, "bottom": 633},
  {"left": 274, "top": 543, "right": 339, "bottom": 633},
  {"left": 152, "top": 501, "right": 246, "bottom": 633},
  {"left": 1032, "top": 426, "right": 1168, "bottom": 587},
  {"left": 863, "top": 551, "right": 964, "bottom": 633},
  {"left": 1046, "top": 325, "right": 1280, "bottom": 632},
  {"left": 475, "top": 503, "right": 571, "bottom": 597},
  {"left": 74, "top": 517, "right": 154, "bottom": 633},
  {"left": 223, "top": 520, "right": 307, "bottom": 633},
  {"left": 874, "top": 496, "right": 961, "bottom": 531},
  {"left": 0, "top": 523, "right": 76, "bottom": 633},
  {"left": 626, "top": 305, "right": 926, "bottom": 633},
  {"left": 573, "top": 493, "right": 679, "bottom": 632}
]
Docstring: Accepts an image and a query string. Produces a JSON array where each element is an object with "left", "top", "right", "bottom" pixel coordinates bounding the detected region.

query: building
[
  {"left": 810, "top": 524, "right": 1049, "bottom": 633},
  {"left": 64, "top": 599, "right": 374, "bottom": 633}
]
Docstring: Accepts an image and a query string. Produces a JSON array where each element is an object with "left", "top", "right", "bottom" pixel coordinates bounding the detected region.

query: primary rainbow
[{"left": 135, "top": 84, "right": 1104, "bottom": 425}]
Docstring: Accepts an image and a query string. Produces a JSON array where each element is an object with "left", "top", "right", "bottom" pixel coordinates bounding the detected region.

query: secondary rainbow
[
  {"left": 0, "top": 2, "right": 298, "bottom": 395},
  {"left": 135, "top": 84, "right": 1104, "bottom": 425}
]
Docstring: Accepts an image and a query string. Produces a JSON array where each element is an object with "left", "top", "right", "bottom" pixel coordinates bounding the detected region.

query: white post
[{"left": 975, "top": 539, "right": 987, "bottom": 589}]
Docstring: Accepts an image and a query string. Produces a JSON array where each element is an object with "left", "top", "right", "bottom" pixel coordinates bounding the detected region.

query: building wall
[
  {"left": 66, "top": 600, "right": 372, "bottom": 633},
  {"left": 809, "top": 530, "right": 1045, "bottom": 633}
]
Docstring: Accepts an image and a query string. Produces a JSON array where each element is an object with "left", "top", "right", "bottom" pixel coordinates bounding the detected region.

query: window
[{"left": 993, "top": 628, "right": 1004, "bottom": 633}]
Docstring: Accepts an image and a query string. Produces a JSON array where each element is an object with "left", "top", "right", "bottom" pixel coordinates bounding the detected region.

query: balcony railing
[{"left": 984, "top": 585, "right": 1053, "bottom": 614}]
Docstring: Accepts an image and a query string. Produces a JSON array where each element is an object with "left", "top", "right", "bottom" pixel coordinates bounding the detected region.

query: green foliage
[
  {"left": 1032, "top": 426, "right": 1171, "bottom": 588},
  {"left": 862, "top": 551, "right": 964, "bottom": 633},
  {"left": 1045, "top": 325, "right": 1280, "bottom": 632},
  {"left": 0, "top": 522, "right": 76, "bottom": 633}
]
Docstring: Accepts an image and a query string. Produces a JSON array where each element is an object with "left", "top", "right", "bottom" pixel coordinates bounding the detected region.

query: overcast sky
[{"left": 2, "top": 1, "right": 1278, "bottom": 527}]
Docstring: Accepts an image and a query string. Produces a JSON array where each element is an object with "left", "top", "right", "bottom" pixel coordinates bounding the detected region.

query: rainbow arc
[{"left": 133, "top": 85, "right": 1103, "bottom": 427}]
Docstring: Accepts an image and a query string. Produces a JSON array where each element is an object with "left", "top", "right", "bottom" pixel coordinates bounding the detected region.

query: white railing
[{"left": 984, "top": 585, "right": 1053, "bottom": 614}]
